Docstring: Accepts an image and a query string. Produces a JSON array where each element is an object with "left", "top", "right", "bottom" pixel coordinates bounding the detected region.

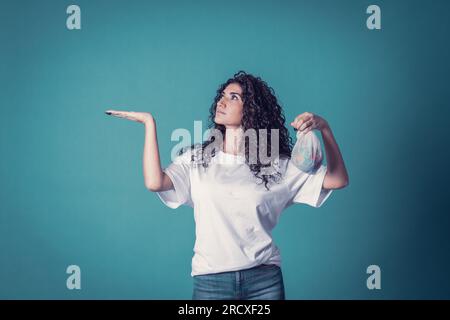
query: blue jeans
[{"left": 192, "top": 264, "right": 285, "bottom": 300}]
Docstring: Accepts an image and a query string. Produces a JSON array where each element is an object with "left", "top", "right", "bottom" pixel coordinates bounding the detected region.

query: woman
[{"left": 105, "top": 71, "right": 349, "bottom": 300}]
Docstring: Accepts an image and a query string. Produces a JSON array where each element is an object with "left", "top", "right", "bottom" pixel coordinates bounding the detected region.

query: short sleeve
[
  {"left": 156, "top": 150, "right": 194, "bottom": 209},
  {"left": 283, "top": 160, "right": 333, "bottom": 208}
]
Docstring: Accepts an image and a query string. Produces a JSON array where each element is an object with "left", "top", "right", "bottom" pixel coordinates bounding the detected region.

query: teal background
[{"left": 1, "top": 0, "right": 449, "bottom": 299}]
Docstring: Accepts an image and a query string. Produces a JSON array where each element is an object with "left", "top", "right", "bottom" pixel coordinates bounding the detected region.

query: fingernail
[{"left": 105, "top": 111, "right": 112, "bottom": 115}]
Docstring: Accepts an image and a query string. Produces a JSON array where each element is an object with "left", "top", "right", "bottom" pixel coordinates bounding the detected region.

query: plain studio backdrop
[{"left": 1, "top": 0, "right": 449, "bottom": 299}]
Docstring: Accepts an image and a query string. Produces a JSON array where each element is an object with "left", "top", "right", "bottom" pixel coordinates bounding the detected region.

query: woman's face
[{"left": 214, "top": 83, "right": 244, "bottom": 128}]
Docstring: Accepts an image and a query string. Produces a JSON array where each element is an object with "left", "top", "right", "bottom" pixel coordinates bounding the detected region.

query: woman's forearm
[
  {"left": 321, "top": 124, "right": 349, "bottom": 189},
  {"left": 143, "top": 119, "right": 164, "bottom": 191}
]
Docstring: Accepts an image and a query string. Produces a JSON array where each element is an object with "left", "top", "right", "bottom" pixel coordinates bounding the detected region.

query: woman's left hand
[{"left": 290, "top": 112, "right": 329, "bottom": 134}]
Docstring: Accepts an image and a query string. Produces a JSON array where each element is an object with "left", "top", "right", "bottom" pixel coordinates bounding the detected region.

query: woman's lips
[{"left": 216, "top": 110, "right": 226, "bottom": 115}]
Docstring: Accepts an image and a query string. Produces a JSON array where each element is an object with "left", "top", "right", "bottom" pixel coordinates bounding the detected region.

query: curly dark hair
[{"left": 179, "top": 71, "right": 294, "bottom": 190}]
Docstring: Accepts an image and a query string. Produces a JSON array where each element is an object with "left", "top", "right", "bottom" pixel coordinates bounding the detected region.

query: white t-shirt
[{"left": 156, "top": 133, "right": 333, "bottom": 277}]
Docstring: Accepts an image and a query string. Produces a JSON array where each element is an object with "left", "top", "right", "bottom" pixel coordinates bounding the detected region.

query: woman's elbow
[
  {"left": 145, "top": 181, "right": 163, "bottom": 192},
  {"left": 323, "top": 174, "right": 349, "bottom": 190},
  {"left": 336, "top": 178, "right": 349, "bottom": 189}
]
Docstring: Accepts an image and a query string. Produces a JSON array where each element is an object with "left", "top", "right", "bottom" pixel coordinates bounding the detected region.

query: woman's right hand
[{"left": 105, "top": 109, "right": 154, "bottom": 124}]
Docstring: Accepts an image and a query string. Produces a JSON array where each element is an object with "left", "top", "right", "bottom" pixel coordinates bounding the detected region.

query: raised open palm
[{"left": 105, "top": 110, "right": 153, "bottom": 124}]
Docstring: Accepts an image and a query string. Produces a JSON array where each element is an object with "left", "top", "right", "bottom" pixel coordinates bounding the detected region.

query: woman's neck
[{"left": 223, "top": 127, "right": 244, "bottom": 155}]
